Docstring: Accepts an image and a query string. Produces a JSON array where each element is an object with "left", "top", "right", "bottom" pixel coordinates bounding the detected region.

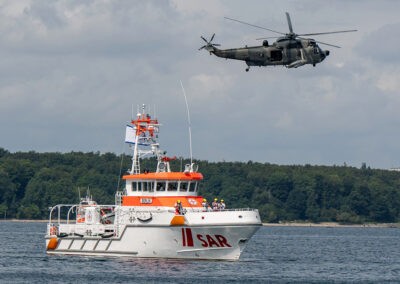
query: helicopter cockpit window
[{"left": 308, "top": 40, "right": 317, "bottom": 47}]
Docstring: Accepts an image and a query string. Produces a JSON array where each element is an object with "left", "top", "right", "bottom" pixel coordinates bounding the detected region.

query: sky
[{"left": 1, "top": 0, "right": 400, "bottom": 169}]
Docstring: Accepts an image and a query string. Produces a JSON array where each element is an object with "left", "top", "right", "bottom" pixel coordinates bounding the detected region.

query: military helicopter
[{"left": 199, "top": 12, "right": 357, "bottom": 71}]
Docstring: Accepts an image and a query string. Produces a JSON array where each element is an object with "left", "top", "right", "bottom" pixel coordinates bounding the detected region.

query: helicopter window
[
  {"left": 288, "top": 41, "right": 299, "bottom": 49},
  {"left": 270, "top": 50, "right": 283, "bottom": 62},
  {"left": 313, "top": 47, "right": 319, "bottom": 54}
]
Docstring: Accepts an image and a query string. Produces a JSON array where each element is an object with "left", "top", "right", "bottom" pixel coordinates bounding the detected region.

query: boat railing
[
  {"left": 115, "top": 191, "right": 124, "bottom": 206},
  {"left": 166, "top": 208, "right": 258, "bottom": 213},
  {"left": 48, "top": 204, "right": 117, "bottom": 225}
]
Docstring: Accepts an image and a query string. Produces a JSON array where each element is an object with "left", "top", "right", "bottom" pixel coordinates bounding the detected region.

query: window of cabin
[
  {"left": 132, "top": 182, "right": 137, "bottom": 192},
  {"left": 147, "top": 181, "right": 154, "bottom": 192},
  {"left": 179, "top": 181, "right": 188, "bottom": 192},
  {"left": 142, "top": 181, "right": 148, "bottom": 192},
  {"left": 167, "top": 182, "right": 178, "bottom": 191},
  {"left": 137, "top": 182, "right": 142, "bottom": 192},
  {"left": 156, "top": 182, "right": 166, "bottom": 191},
  {"left": 189, "top": 182, "right": 197, "bottom": 192}
]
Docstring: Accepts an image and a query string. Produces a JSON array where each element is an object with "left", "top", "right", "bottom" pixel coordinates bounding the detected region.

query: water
[{"left": 0, "top": 222, "right": 399, "bottom": 283}]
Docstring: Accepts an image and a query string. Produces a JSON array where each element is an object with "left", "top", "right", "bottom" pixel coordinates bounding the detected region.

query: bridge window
[
  {"left": 156, "top": 182, "right": 166, "bottom": 191},
  {"left": 142, "top": 181, "right": 153, "bottom": 192},
  {"left": 167, "top": 182, "right": 178, "bottom": 191},
  {"left": 189, "top": 182, "right": 197, "bottom": 192},
  {"left": 148, "top": 181, "right": 155, "bottom": 192},
  {"left": 132, "top": 182, "right": 137, "bottom": 192},
  {"left": 179, "top": 182, "right": 188, "bottom": 192}
]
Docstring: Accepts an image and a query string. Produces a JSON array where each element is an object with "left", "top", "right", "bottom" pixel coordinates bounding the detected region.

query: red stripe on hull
[{"left": 186, "top": 228, "right": 194, "bottom": 247}]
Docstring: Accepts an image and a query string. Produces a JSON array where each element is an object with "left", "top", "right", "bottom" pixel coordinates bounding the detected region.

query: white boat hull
[{"left": 46, "top": 224, "right": 261, "bottom": 260}]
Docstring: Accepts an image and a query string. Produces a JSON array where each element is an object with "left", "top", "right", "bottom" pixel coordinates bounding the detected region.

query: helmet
[
  {"left": 221, "top": 199, "right": 224, "bottom": 202},
  {"left": 203, "top": 198, "right": 206, "bottom": 201},
  {"left": 177, "top": 200, "right": 181, "bottom": 203},
  {"left": 214, "top": 198, "right": 218, "bottom": 201}
]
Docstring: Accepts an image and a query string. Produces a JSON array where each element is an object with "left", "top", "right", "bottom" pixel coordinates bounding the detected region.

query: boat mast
[{"left": 129, "top": 104, "right": 161, "bottom": 174}]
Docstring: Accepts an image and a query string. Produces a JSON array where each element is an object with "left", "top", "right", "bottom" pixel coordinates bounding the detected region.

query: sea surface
[{"left": 0, "top": 222, "right": 399, "bottom": 283}]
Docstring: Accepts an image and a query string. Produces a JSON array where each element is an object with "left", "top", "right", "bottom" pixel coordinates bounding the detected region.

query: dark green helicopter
[{"left": 200, "top": 12, "right": 357, "bottom": 71}]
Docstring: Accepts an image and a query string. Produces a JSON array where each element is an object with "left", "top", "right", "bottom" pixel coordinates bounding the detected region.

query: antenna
[{"left": 180, "top": 81, "right": 193, "bottom": 165}]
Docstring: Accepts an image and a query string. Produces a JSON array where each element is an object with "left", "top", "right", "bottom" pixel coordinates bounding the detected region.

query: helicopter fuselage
[
  {"left": 207, "top": 38, "right": 329, "bottom": 70},
  {"left": 199, "top": 12, "right": 356, "bottom": 71}
]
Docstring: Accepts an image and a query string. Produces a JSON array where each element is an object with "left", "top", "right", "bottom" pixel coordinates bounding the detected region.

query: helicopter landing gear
[{"left": 245, "top": 67, "right": 250, "bottom": 72}]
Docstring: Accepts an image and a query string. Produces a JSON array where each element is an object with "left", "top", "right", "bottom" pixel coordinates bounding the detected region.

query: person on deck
[
  {"left": 201, "top": 198, "right": 209, "bottom": 211},
  {"left": 175, "top": 200, "right": 183, "bottom": 215},
  {"left": 220, "top": 199, "right": 226, "bottom": 210},
  {"left": 212, "top": 198, "right": 219, "bottom": 211}
]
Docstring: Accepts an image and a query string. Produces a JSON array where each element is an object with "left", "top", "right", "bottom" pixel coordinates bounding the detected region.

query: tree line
[{"left": 0, "top": 147, "right": 399, "bottom": 223}]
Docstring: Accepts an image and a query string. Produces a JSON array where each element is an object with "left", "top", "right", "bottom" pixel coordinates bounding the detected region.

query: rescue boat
[{"left": 45, "top": 105, "right": 262, "bottom": 260}]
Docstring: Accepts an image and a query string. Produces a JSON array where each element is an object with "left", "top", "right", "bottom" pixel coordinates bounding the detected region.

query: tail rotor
[{"left": 199, "top": 33, "right": 221, "bottom": 52}]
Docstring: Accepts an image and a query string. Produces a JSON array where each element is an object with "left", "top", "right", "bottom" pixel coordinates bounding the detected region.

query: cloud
[
  {"left": 356, "top": 22, "right": 400, "bottom": 63},
  {"left": 0, "top": 0, "right": 400, "bottom": 168}
]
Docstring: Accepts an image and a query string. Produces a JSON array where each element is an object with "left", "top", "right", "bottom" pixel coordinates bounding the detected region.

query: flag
[{"left": 125, "top": 125, "right": 136, "bottom": 144}]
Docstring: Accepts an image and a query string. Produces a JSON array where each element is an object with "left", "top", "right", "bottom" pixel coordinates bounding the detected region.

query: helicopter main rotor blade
[
  {"left": 224, "top": 16, "right": 285, "bottom": 36},
  {"left": 201, "top": 36, "right": 208, "bottom": 43},
  {"left": 299, "top": 30, "right": 357, "bottom": 36},
  {"left": 316, "top": 40, "right": 341, "bottom": 48},
  {"left": 256, "top": 36, "right": 280, "bottom": 40},
  {"left": 285, "top": 12, "right": 293, "bottom": 34},
  {"left": 210, "top": 33, "right": 215, "bottom": 42},
  {"left": 297, "top": 36, "right": 341, "bottom": 48}
]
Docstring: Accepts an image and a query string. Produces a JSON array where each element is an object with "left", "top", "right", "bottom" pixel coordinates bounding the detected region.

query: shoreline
[
  {"left": 0, "top": 219, "right": 398, "bottom": 228},
  {"left": 263, "top": 221, "right": 399, "bottom": 228}
]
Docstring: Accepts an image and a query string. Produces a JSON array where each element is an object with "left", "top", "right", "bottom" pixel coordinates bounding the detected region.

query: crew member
[
  {"left": 201, "top": 198, "right": 209, "bottom": 211},
  {"left": 220, "top": 199, "right": 226, "bottom": 210},
  {"left": 212, "top": 198, "right": 219, "bottom": 211},
  {"left": 175, "top": 200, "right": 183, "bottom": 215}
]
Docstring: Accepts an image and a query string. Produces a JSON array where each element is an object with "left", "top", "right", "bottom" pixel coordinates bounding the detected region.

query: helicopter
[{"left": 199, "top": 12, "right": 357, "bottom": 71}]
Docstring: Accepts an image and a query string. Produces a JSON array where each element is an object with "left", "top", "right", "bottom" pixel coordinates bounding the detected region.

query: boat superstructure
[{"left": 45, "top": 105, "right": 262, "bottom": 260}]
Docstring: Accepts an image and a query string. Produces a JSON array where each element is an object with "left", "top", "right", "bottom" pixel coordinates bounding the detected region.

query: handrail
[{"left": 48, "top": 204, "right": 117, "bottom": 225}]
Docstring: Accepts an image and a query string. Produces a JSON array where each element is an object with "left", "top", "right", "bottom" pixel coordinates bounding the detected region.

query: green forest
[{"left": 0, "top": 147, "right": 399, "bottom": 223}]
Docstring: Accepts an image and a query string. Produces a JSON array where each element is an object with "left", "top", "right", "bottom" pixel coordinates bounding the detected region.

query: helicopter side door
[{"left": 269, "top": 48, "right": 283, "bottom": 63}]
